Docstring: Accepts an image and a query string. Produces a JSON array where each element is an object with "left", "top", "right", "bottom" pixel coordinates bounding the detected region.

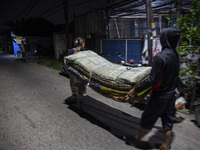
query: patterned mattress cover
[{"left": 65, "top": 50, "right": 151, "bottom": 85}]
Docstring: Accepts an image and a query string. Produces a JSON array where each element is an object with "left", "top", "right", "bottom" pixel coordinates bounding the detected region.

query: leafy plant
[
  {"left": 37, "top": 59, "right": 61, "bottom": 71},
  {"left": 177, "top": 0, "right": 200, "bottom": 88}
]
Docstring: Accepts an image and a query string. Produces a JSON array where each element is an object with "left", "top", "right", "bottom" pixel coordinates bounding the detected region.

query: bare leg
[{"left": 160, "top": 130, "right": 172, "bottom": 150}]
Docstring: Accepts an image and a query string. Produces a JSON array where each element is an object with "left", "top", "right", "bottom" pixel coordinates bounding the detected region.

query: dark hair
[{"left": 74, "top": 37, "right": 85, "bottom": 47}]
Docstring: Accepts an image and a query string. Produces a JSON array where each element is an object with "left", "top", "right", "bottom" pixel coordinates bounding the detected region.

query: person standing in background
[
  {"left": 25, "top": 40, "right": 32, "bottom": 60},
  {"left": 36, "top": 40, "right": 43, "bottom": 61},
  {"left": 20, "top": 40, "right": 27, "bottom": 62}
]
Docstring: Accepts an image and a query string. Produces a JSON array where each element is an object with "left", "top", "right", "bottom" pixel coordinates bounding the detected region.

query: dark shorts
[{"left": 140, "top": 91, "right": 176, "bottom": 131}]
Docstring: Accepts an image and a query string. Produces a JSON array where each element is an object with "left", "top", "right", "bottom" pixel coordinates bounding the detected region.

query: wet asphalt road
[{"left": 0, "top": 52, "right": 200, "bottom": 150}]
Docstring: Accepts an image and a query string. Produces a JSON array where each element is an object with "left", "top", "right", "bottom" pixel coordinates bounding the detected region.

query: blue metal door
[{"left": 102, "top": 39, "right": 143, "bottom": 64}]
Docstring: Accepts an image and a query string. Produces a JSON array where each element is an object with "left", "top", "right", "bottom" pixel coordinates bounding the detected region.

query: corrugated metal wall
[
  {"left": 75, "top": 10, "right": 105, "bottom": 36},
  {"left": 75, "top": 10, "right": 106, "bottom": 54},
  {"left": 108, "top": 17, "right": 168, "bottom": 39}
]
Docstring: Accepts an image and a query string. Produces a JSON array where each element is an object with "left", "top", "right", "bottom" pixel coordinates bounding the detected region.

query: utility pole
[
  {"left": 63, "top": 0, "right": 69, "bottom": 51},
  {"left": 176, "top": 0, "right": 182, "bottom": 29},
  {"left": 146, "top": 0, "right": 152, "bottom": 66}
]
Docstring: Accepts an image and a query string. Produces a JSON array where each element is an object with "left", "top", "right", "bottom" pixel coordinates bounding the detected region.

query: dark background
[{"left": 0, "top": 0, "right": 108, "bottom": 25}]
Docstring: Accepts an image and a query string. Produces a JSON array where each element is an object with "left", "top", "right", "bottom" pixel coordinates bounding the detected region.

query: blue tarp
[{"left": 13, "top": 41, "right": 20, "bottom": 55}]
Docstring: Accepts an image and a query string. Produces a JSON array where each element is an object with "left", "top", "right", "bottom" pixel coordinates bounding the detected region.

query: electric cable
[
  {"left": 12, "top": 0, "right": 39, "bottom": 21},
  {"left": 24, "top": 0, "right": 40, "bottom": 17},
  {"left": 41, "top": 0, "right": 94, "bottom": 19},
  {"left": 40, "top": 1, "right": 63, "bottom": 17}
]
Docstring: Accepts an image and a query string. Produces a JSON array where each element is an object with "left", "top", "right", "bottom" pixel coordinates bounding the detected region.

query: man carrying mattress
[
  {"left": 125, "top": 27, "right": 180, "bottom": 150},
  {"left": 68, "top": 37, "right": 87, "bottom": 111}
]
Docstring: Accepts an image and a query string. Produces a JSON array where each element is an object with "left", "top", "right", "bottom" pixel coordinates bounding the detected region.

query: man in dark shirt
[{"left": 125, "top": 27, "right": 180, "bottom": 150}]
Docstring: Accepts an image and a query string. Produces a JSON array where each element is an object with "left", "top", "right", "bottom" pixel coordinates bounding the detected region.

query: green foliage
[
  {"left": 178, "top": 45, "right": 198, "bottom": 58},
  {"left": 177, "top": 0, "right": 200, "bottom": 88},
  {"left": 166, "top": 17, "right": 176, "bottom": 27},
  {"left": 177, "top": 0, "right": 200, "bottom": 46},
  {"left": 37, "top": 59, "right": 61, "bottom": 71}
]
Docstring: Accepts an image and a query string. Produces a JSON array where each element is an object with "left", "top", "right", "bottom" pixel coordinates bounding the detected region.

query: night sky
[{"left": 0, "top": 0, "right": 108, "bottom": 25}]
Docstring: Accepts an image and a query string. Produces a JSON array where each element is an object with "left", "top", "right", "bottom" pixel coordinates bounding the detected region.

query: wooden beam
[
  {"left": 63, "top": 0, "right": 69, "bottom": 51},
  {"left": 146, "top": 0, "right": 152, "bottom": 66},
  {"left": 176, "top": 0, "right": 182, "bottom": 29}
]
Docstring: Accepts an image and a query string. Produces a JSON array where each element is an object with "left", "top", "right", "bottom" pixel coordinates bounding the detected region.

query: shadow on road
[
  {"left": 64, "top": 95, "right": 142, "bottom": 137},
  {"left": 63, "top": 95, "right": 167, "bottom": 149}
]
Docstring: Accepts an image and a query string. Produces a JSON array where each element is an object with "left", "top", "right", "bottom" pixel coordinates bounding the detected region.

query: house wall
[
  {"left": 53, "top": 33, "right": 75, "bottom": 59},
  {"left": 53, "top": 33, "right": 66, "bottom": 60}
]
